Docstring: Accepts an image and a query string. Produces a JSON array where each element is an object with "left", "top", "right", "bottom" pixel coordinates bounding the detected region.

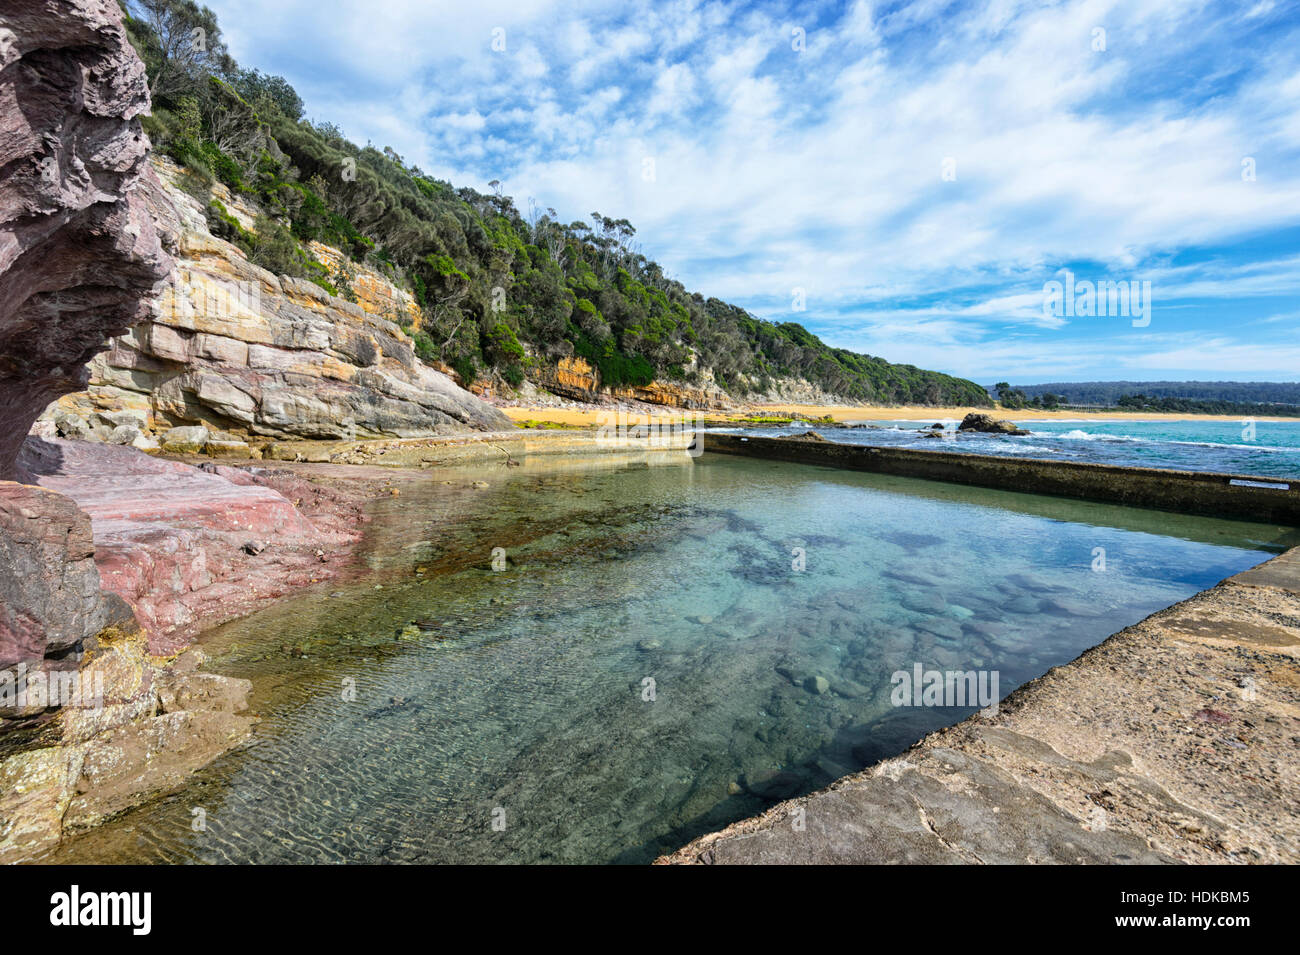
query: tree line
[
  {"left": 1013, "top": 380, "right": 1300, "bottom": 406},
  {"left": 120, "top": 0, "right": 991, "bottom": 406}
]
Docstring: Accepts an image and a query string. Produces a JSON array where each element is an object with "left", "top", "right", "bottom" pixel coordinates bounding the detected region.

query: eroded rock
[
  {"left": 40, "top": 157, "right": 513, "bottom": 449},
  {"left": 958, "top": 413, "right": 1030, "bottom": 436},
  {"left": 0, "top": 0, "right": 171, "bottom": 481}
]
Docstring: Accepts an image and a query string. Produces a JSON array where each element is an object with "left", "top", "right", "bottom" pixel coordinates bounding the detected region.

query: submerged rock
[
  {"left": 804, "top": 675, "right": 830, "bottom": 695},
  {"left": 1005, "top": 572, "right": 1068, "bottom": 593},
  {"left": 882, "top": 531, "right": 945, "bottom": 553},
  {"left": 1005, "top": 596, "right": 1043, "bottom": 615},
  {"left": 1041, "top": 596, "right": 1106, "bottom": 618},
  {"left": 744, "top": 768, "right": 808, "bottom": 801}
]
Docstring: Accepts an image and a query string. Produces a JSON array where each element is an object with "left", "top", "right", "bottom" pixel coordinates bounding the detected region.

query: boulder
[
  {"left": 106, "top": 425, "right": 141, "bottom": 446},
  {"left": 958, "top": 413, "right": 1030, "bottom": 436},
  {"left": 130, "top": 432, "right": 160, "bottom": 452},
  {"left": 804, "top": 675, "right": 831, "bottom": 695},
  {"left": 0, "top": 483, "right": 114, "bottom": 676},
  {"left": 203, "top": 430, "right": 253, "bottom": 458},
  {"left": 95, "top": 410, "right": 149, "bottom": 431},
  {"left": 160, "top": 426, "right": 209, "bottom": 454}
]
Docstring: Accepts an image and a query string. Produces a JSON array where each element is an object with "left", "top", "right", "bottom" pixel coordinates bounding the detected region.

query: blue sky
[{"left": 205, "top": 0, "right": 1300, "bottom": 384}]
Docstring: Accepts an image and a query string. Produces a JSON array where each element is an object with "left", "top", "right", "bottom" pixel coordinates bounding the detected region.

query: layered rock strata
[
  {"left": 42, "top": 158, "right": 512, "bottom": 451},
  {"left": 21, "top": 437, "right": 368, "bottom": 654},
  {"left": 0, "top": 0, "right": 171, "bottom": 481}
]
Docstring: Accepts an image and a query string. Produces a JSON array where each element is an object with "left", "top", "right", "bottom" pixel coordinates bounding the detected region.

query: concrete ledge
[
  {"left": 702, "top": 433, "right": 1300, "bottom": 525},
  {"left": 255, "top": 428, "right": 696, "bottom": 468}
]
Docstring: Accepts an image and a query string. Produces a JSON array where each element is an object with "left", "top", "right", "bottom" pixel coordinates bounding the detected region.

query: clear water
[
  {"left": 47, "top": 453, "right": 1293, "bottom": 864},
  {"left": 719, "top": 418, "right": 1300, "bottom": 478}
]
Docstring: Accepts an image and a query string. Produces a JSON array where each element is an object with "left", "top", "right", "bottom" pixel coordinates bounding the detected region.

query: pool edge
[{"left": 703, "top": 433, "right": 1300, "bottom": 525}]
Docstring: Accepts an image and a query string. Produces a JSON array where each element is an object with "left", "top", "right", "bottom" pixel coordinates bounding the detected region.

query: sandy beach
[{"left": 502, "top": 403, "right": 1299, "bottom": 428}]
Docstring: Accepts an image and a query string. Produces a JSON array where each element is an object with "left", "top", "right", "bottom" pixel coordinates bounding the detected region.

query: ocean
[{"left": 711, "top": 417, "right": 1300, "bottom": 479}]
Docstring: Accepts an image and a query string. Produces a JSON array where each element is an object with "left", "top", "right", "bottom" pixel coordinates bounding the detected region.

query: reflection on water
[{"left": 47, "top": 453, "right": 1290, "bottom": 864}]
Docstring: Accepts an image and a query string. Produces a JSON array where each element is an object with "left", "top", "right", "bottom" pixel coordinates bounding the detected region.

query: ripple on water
[{"left": 45, "top": 454, "right": 1291, "bottom": 864}]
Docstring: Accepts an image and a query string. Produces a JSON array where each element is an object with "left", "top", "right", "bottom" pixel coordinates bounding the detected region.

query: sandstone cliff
[
  {"left": 0, "top": 0, "right": 259, "bottom": 862},
  {"left": 43, "top": 157, "right": 512, "bottom": 453},
  {"left": 0, "top": 0, "right": 171, "bottom": 481},
  {"left": 534, "top": 356, "right": 728, "bottom": 410}
]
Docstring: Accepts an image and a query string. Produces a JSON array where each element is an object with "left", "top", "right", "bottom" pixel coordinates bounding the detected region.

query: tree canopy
[{"left": 122, "top": 0, "right": 991, "bottom": 406}]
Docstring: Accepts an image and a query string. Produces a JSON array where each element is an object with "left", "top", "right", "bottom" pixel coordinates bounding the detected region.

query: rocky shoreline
[
  {"left": 5, "top": 427, "right": 1298, "bottom": 863},
  {"left": 0, "top": 436, "right": 405, "bottom": 863},
  {"left": 1, "top": 426, "right": 699, "bottom": 861}
]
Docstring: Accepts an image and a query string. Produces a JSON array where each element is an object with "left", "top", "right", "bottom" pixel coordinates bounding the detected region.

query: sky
[{"left": 203, "top": 0, "right": 1300, "bottom": 385}]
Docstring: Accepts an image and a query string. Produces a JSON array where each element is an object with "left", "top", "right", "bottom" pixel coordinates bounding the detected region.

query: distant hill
[{"left": 1008, "top": 381, "right": 1300, "bottom": 406}]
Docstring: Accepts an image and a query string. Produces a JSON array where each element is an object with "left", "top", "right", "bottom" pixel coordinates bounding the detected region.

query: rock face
[
  {"left": 0, "top": 482, "right": 120, "bottom": 728},
  {"left": 0, "top": 626, "right": 254, "bottom": 863},
  {"left": 958, "top": 413, "right": 1029, "bottom": 435},
  {"left": 0, "top": 473, "right": 256, "bottom": 863},
  {"left": 538, "top": 356, "right": 726, "bottom": 410},
  {"left": 43, "top": 158, "right": 512, "bottom": 447},
  {"left": 20, "top": 437, "right": 368, "bottom": 653},
  {"left": 0, "top": 0, "right": 171, "bottom": 481}
]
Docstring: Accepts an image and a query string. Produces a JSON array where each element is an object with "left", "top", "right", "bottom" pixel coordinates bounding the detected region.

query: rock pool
[{"left": 46, "top": 452, "right": 1297, "bottom": 863}]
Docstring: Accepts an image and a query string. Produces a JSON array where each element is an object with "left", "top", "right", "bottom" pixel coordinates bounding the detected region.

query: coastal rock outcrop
[
  {"left": 0, "top": 433, "right": 368, "bottom": 861},
  {"left": 42, "top": 158, "right": 512, "bottom": 449},
  {"left": 0, "top": 621, "right": 254, "bottom": 863},
  {"left": 0, "top": 482, "right": 119, "bottom": 729},
  {"left": 20, "top": 437, "right": 368, "bottom": 653},
  {"left": 0, "top": 0, "right": 171, "bottom": 481},
  {"left": 537, "top": 356, "right": 727, "bottom": 411},
  {"left": 958, "top": 413, "right": 1029, "bottom": 436}
]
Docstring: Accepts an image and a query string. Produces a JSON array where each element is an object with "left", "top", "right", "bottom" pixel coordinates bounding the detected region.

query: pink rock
[
  {"left": 0, "top": 0, "right": 171, "bottom": 481},
  {"left": 22, "top": 438, "right": 364, "bottom": 654}
]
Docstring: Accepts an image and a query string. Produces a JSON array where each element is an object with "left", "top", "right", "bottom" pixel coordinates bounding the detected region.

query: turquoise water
[
  {"left": 720, "top": 418, "right": 1300, "bottom": 478},
  {"left": 46, "top": 453, "right": 1292, "bottom": 864}
]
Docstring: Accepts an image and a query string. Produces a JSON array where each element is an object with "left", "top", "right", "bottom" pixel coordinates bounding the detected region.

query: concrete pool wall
[
  {"left": 654, "top": 433, "right": 1300, "bottom": 864},
  {"left": 702, "top": 433, "right": 1300, "bottom": 526}
]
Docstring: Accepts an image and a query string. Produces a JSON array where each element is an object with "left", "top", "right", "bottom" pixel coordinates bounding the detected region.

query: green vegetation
[
  {"left": 993, "top": 381, "right": 1300, "bottom": 417},
  {"left": 122, "top": 0, "right": 991, "bottom": 407},
  {"left": 1015, "top": 380, "right": 1300, "bottom": 408},
  {"left": 1114, "top": 395, "right": 1300, "bottom": 417},
  {"left": 993, "top": 383, "right": 1065, "bottom": 410}
]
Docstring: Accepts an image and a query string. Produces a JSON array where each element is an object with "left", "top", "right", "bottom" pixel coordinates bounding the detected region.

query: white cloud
[{"left": 203, "top": 0, "right": 1300, "bottom": 380}]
